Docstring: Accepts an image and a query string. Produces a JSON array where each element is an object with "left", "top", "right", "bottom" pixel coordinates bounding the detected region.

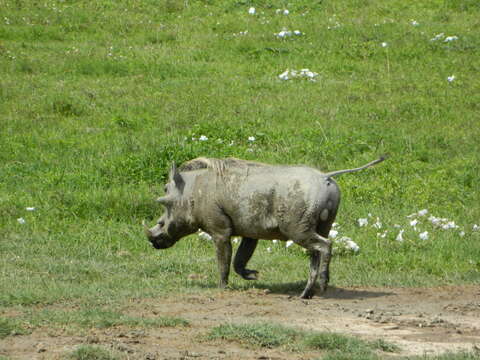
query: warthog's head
[{"left": 144, "top": 164, "right": 197, "bottom": 249}]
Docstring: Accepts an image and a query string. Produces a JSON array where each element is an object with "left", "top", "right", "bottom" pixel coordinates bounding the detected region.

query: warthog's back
[{"left": 194, "top": 166, "right": 340, "bottom": 240}]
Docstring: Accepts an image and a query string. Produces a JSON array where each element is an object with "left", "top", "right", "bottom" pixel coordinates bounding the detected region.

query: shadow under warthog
[
  {"left": 252, "top": 283, "right": 394, "bottom": 299},
  {"left": 193, "top": 280, "right": 394, "bottom": 300}
]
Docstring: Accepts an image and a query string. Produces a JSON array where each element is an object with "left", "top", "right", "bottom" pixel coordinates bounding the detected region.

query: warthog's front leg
[
  {"left": 213, "top": 237, "right": 232, "bottom": 288},
  {"left": 233, "top": 237, "right": 259, "bottom": 280}
]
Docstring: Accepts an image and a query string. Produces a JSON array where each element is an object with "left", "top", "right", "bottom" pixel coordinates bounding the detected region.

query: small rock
[
  {"left": 36, "top": 343, "right": 47, "bottom": 353},
  {"left": 384, "top": 325, "right": 399, "bottom": 330},
  {"left": 86, "top": 335, "right": 100, "bottom": 344},
  {"left": 188, "top": 273, "right": 205, "bottom": 280},
  {"left": 181, "top": 351, "right": 202, "bottom": 358},
  {"left": 116, "top": 343, "right": 134, "bottom": 353}
]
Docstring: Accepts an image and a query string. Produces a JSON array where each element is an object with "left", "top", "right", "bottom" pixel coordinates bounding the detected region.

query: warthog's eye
[{"left": 158, "top": 220, "right": 165, "bottom": 227}]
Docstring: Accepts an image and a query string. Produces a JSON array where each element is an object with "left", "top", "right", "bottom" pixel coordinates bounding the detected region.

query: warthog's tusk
[{"left": 142, "top": 220, "right": 152, "bottom": 237}]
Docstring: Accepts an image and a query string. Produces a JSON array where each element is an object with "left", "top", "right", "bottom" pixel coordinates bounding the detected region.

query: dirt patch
[{"left": 1, "top": 285, "right": 480, "bottom": 359}]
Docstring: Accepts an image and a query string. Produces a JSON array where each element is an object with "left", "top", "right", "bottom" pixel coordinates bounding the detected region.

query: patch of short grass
[
  {"left": 0, "top": 308, "right": 187, "bottom": 339},
  {"left": 207, "top": 322, "right": 397, "bottom": 357},
  {"left": 67, "top": 345, "right": 120, "bottom": 360},
  {"left": 16, "top": 307, "right": 189, "bottom": 334},
  {"left": 402, "top": 352, "right": 480, "bottom": 360},
  {"left": 0, "top": 317, "right": 29, "bottom": 339},
  {"left": 208, "top": 322, "right": 299, "bottom": 349}
]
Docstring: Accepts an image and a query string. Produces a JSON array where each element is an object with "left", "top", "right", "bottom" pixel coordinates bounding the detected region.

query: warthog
[{"left": 145, "top": 156, "right": 386, "bottom": 298}]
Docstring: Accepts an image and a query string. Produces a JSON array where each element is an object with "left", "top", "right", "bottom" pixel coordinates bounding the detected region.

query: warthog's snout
[{"left": 143, "top": 221, "right": 176, "bottom": 249}]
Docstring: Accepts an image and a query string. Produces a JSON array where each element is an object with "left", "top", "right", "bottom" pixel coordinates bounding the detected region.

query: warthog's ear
[{"left": 169, "top": 163, "right": 185, "bottom": 193}]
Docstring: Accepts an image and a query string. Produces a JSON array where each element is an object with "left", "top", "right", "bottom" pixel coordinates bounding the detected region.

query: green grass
[
  {"left": 403, "top": 352, "right": 480, "bottom": 360},
  {"left": 207, "top": 322, "right": 397, "bottom": 357},
  {"left": 0, "top": 317, "right": 29, "bottom": 339},
  {"left": 67, "top": 345, "right": 120, "bottom": 360},
  {"left": 0, "top": 0, "right": 479, "bottom": 336},
  {"left": 0, "top": 307, "right": 188, "bottom": 337}
]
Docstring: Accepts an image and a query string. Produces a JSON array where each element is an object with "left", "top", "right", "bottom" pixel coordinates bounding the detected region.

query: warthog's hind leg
[
  {"left": 300, "top": 250, "right": 320, "bottom": 299},
  {"left": 296, "top": 233, "right": 331, "bottom": 299},
  {"left": 233, "top": 237, "right": 259, "bottom": 280}
]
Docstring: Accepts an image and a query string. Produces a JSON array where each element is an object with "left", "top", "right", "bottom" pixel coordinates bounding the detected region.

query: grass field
[{"left": 1, "top": 0, "right": 480, "bottom": 357}]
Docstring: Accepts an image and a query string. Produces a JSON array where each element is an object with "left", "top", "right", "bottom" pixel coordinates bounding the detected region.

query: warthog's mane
[{"left": 178, "top": 157, "right": 267, "bottom": 174}]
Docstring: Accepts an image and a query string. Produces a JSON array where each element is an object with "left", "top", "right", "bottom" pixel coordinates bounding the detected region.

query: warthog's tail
[{"left": 323, "top": 155, "right": 388, "bottom": 179}]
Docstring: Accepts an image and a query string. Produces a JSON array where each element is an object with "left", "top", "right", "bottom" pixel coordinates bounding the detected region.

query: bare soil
[{"left": 1, "top": 285, "right": 480, "bottom": 359}]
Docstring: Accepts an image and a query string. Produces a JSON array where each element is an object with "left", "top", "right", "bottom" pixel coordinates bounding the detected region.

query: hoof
[
  {"left": 241, "top": 269, "right": 259, "bottom": 280},
  {"left": 300, "top": 289, "right": 315, "bottom": 299}
]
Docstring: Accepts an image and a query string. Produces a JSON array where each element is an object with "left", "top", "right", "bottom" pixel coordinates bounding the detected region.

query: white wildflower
[
  {"left": 430, "top": 33, "right": 445, "bottom": 41},
  {"left": 299, "top": 69, "right": 318, "bottom": 79},
  {"left": 473, "top": 224, "right": 480, "bottom": 231},
  {"left": 418, "top": 209, "right": 428, "bottom": 216},
  {"left": 377, "top": 230, "right": 388, "bottom": 238},
  {"left": 411, "top": 20, "right": 419, "bottom": 26},
  {"left": 272, "top": 239, "right": 279, "bottom": 244},
  {"left": 447, "top": 75, "right": 456, "bottom": 82},
  {"left": 248, "top": 136, "right": 256, "bottom": 142},
  {"left": 381, "top": 42, "right": 388, "bottom": 48},
  {"left": 410, "top": 219, "right": 418, "bottom": 227},
  {"left": 336, "top": 236, "right": 359, "bottom": 253},
  {"left": 248, "top": 7, "right": 255, "bottom": 15},
  {"left": 199, "top": 135, "right": 208, "bottom": 141},
  {"left": 198, "top": 231, "right": 212, "bottom": 241},
  {"left": 429, "top": 215, "right": 441, "bottom": 226},
  {"left": 275, "top": 29, "right": 302, "bottom": 38},
  {"left": 283, "top": 9, "right": 289, "bottom": 15},
  {"left": 17, "top": 217, "right": 26, "bottom": 224},
  {"left": 373, "top": 218, "right": 382, "bottom": 229},
  {"left": 419, "top": 231, "right": 429, "bottom": 241},
  {"left": 266, "top": 247, "right": 272, "bottom": 253},
  {"left": 444, "top": 36, "right": 458, "bottom": 42},
  {"left": 332, "top": 222, "right": 339, "bottom": 228},
  {"left": 278, "top": 69, "right": 290, "bottom": 80},
  {"left": 232, "top": 237, "right": 240, "bottom": 244},
  {"left": 345, "top": 239, "right": 360, "bottom": 253},
  {"left": 459, "top": 231, "right": 465, "bottom": 237},
  {"left": 26, "top": 207, "right": 35, "bottom": 211},
  {"left": 278, "top": 69, "right": 317, "bottom": 81},
  {"left": 275, "top": 30, "right": 290, "bottom": 38},
  {"left": 442, "top": 221, "right": 458, "bottom": 230},
  {"left": 358, "top": 218, "right": 368, "bottom": 227},
  {"left": 286, "top": 240, "right": 294, "bottom": 248},
  {"left": 396, "top": 229, "right": 405, "bottom": 242},
  {"left": 329, "top": 230, "right": 338, "bottom": 239}
]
